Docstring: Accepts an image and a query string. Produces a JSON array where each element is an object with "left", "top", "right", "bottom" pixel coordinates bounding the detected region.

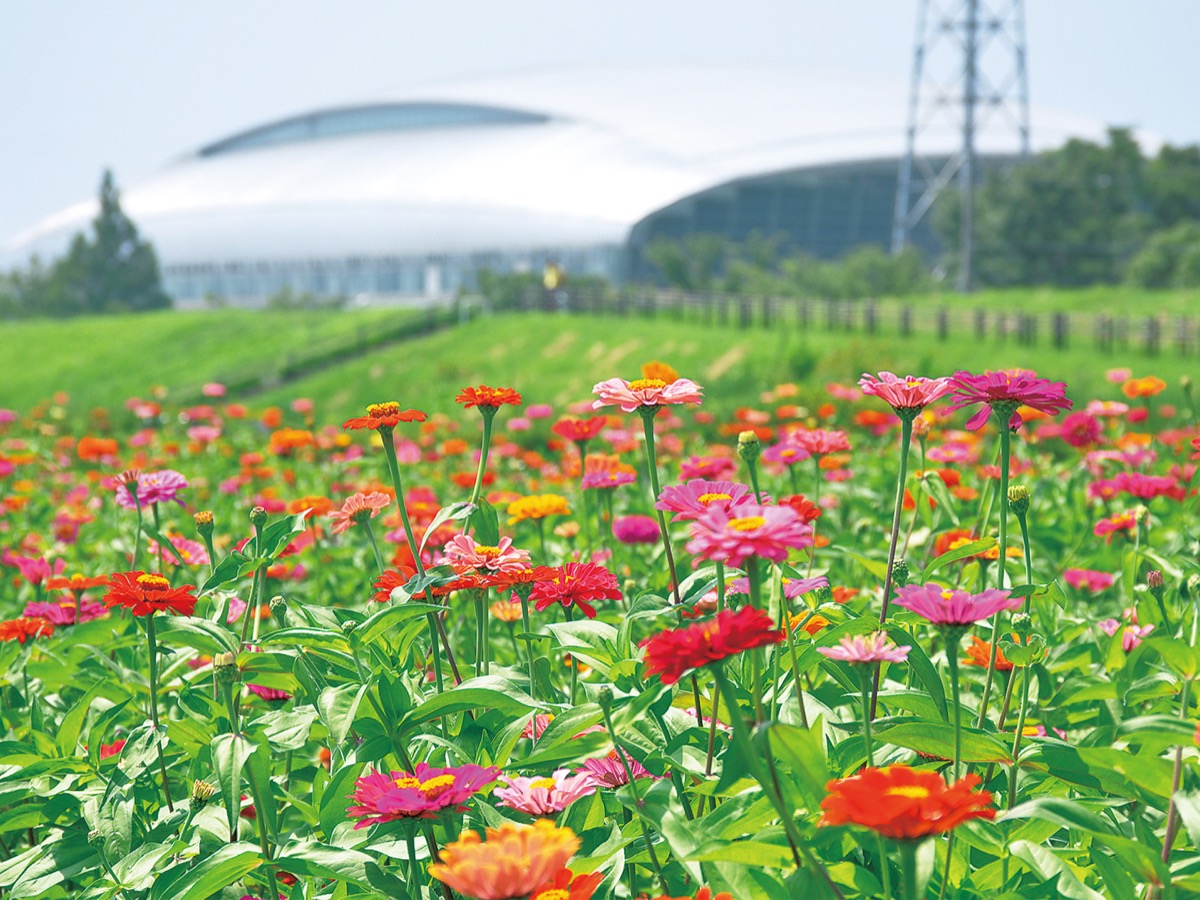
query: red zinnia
[
  {"left": 641, "top": 606, "right": 784, "bottom": 685},
  {"left": 373, "top": 566, "right": 418, "bottom": 603},
  {"left": 531, "top": 563, "right": 622, "bottom": 618},
  {"left": 642, "top": 889, "right": 733, "bottom": 900},
  {"left": 530, "top": 869, "right": 606, "bottom": 900},
  {"left": 456, "top": 385, "right": 523, "bottom": 409},
  {"left": 820, "top": 765, "right": 995, "bottom": 840},
  {"left": 0, "top": 617, "right": 55, "bottom": 643},
  {"left": 103, "top": 571, "right": 198, "bottom": 617},
  {"left": 552, "top": 416, "right": 607, "bottom": 443},
  {"left": 342, "top": 401, "right": 428, "bottom": 431}
]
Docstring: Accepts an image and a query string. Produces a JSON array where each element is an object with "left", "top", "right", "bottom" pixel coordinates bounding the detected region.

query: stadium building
[{"left": 1, "top": 65, "right": 1104, "bottom": 306}]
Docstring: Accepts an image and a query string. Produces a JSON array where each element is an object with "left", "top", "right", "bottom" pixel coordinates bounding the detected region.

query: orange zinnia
[
  {"left": 529, "top": 869, "right": 605, "bottom": 900},
  {"left": 1122, "top": 376, "right": 1167, "bottom": 399},
  {"left": 961, "top": 635, "right": 1014, "bottom": 671},
  {"left": 456, "top": 385, "right": 523, "bottom": 409},
  {"left": 45, "top": 573, "right": 111, "bottom": 592},
  {"left": 429, "top": 819, "right": 579, "bottom": 900},
  {"left": 0, "top": 617, "right": 55, "bottom": 643},
  {"left": 820, "top": 765, "right": 995, "bottom": 840},
  {"left": 342, "top": 401, "right": 428, "bottom": 431}
]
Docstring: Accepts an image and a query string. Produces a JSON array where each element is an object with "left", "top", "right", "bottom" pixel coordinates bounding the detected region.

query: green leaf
[
  {"left": 999, "top": 796, "right": 1116, "bottom": 835},
  {"left": 255, "top": 511, "right": 310, "bottom": 559},
  {"left": 356, "top": 602, "right": 450, "bottom": 645},
  {"left": 687, "top": 839, "right": 795, "bottom": 867},
  {"left": 317, "top": 683, "right": 370, "bottom": 746},
  {"left": 1008, "top": 841, "right": 1105, "bottom": 900},
  {"left": 211, "top": 733, "right": 252, "bottom": 843},
  {"left": 884, "top": 623, "right": 947, "bottom": 720},
  {"left": 155, "top": 616, "right": 240, "bottom": 656},
  {"left": 1146, "top": 637, "right": 1200, "bottom": 679},
  {"left": 920, "top": 537, "right": 997, "bottom": 581},
  {"left": 55, "top": 681, "right": 104, "bottom": 756},
  {"left": 401, "top": 677, "right": 541, "bottom": 728},
  {"left": 254, "top": 707, "right": 319, "bottom": 752},
  {"left": 319, "top": 763, "right": 362, "bottom": 841},
  {"left": 200, "top": 550, "right": 254, "bottom": 594},
  {"left": 470, "top": 498, "right": 500, "bottom": 546},
  {"left": 873, "top": 720, "right": 1012, "bottom": 763},
  {"left": 768, "top": 722, "right": 831, "bottom": 808},
  {"left": 140, "top": 522, "right": 190, "bottom": 567},
  {"left": 275, "top": 840, "right": 406, "bottom": 891},
  {"left": 418, "top": 501, "right": 473, "bottom": 553},
  {"left": 148, "top": 843, "right": 262, "bottom": 900}
]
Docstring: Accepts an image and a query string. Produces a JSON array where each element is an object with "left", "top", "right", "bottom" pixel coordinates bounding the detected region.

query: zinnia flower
[
  {"left": 945, "top": 370, "right": 1073, "bottom": 431},
  {"left": 1101, "top": 619, "right": 1154, "bottom": 652},
  {"left": 552, "top": 417, "right": 607, "bottom": 443},
  {"left": 578, "top": 750, "right": 657, "bottom": 788},
  {"left": 0, "top": 617, "right": 55, "bottom": 643},
  {"left": 348, "top": 763, "right": 500, "bottom": 827},
  {"left": 441, "top": 534, "right": 531, "bottom": 575},
  {"left": 611, "top": 515, "right": 660, "bottom": 544},
  {"left": 818, "top": 632, "right": 910, "bottom": 665},
  {"left": 329, "top": 492, "right": 391, "bottom": 535},
  {"left": 457, "top": 385, "right": 523, "bottom": 409},
  {"left": 789, "top": 428, "right": 851, "bottom": 456},
  {"left": 428, "top": 819, "right": 580, "bottom": 900},
  {"left": 641, "top": 606, "right": 784, "bottom": 685},
  {"left": 103, "top": 572, "right": 198, "bottom": 617},
  {"left": 1094, "top": 511, "right": 1138, "bottom": 542},
  {"left": 685, "top": 502, "right": 813, "bottom": 568},
  {"left": 729, "top": 574, "right": 827, "bottom": 599},
  {"left": 859, "top": 372, "right": 953, "bottom": 413},
  {"left": 342, "top": 401, "right": 428, "bottom": 431},
  {"left": 529, "top": 869, "right": 605, "bottom": 900},
  {"left": 893, "top": 583, "right": 1021, "bottom": 628},
  {"left": 114, "top": 469, "right": 189, "bottom": 509},
  {"left": 655, "top": 479, "right": 759, "bottom": 523},
  {"left": 531, "top": 563, "right": 622, "bottom": 618},
  {"left": 820, "top": 765, "right": 995, "bottom": 840},
  {"left": 1063, "top": 569, "right": 1114, "bottom": 592},
  {"left": 642, "top": 890, "right": 732, "bottom": 900},
  {"left": 508, "top": 494, "right": 571, "bottom": 525},
  {"left": 962, "top": 635, "right": 1014, "bottom": 671},
  {"left": 494, "top": 769, "right": 599, "bottom": 815},
  {"left": 592, "top": 376, "right": 704, "bottom": 412}
]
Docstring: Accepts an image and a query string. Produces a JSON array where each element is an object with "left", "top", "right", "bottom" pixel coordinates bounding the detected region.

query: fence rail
[{"left": 516, "top": 286, "right": 1199, "bottom": 357}]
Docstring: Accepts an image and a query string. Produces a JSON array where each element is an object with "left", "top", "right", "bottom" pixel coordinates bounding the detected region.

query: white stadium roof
[{"left": 1, "top": 64, "right": 1115, "bottom": 300}]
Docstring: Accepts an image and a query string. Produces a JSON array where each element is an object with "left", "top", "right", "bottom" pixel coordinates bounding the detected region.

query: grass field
[{"left": 4, "top": 294, "right": 1196, "bottom": 421}]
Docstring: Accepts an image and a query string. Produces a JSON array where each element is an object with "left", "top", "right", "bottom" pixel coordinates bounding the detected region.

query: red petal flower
[
  {"left": 456, "top": 385, "right": 523, "bottom": 409},
  {"left": 820, "top": 765, "right": 996, "bottom": 840},
  {"left": 103, "top": 571, "right": 198, "bottom": 617},
  {"left": 531, "top": 563, "right": 622, "bottom": 618},
  {"left": 641, "top": 606, "right": 784, "bottom": 685},
  {"left": 342, "top": 401, "right": 428, "bottom": 431}
]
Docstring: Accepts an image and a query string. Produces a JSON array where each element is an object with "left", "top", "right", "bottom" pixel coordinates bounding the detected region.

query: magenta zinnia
[
  {"left": 894, "top": 583, "right": 1022, "bottom": 628},
  {"left": 114, "top": 469, "right": 189, "bottom": 509},
  {"left": 655, "top": 479, "right": 759, "bottom": 523},
  {"left": 685, "top": 502, "right": 813, "bottom": 568},
  {"left": 348, "top": 763, "right": 500, "bottom": 827},
  {"left": 946, "top": 369, "right": 1073, "bottom": 431}
]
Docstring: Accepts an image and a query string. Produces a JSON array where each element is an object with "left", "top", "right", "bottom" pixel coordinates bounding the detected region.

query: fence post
[
  {"left": 865, "top": 300, "right": 877, "bottom": 334},
  {"left": 800, "top": 299, "right": 811, "bottom": 329},
  {"left": 761, "top": 296, "right": 772, "bottom": 329},
  {"left": 901, "top": 305, "right": 912, "bottom": 337},
  {"left": 974, "top": 309, "right": 986, "bottom": 341},
  {"left": 1144, "top": 317, "right": 1161, "bottom": 356},
  {"left": 1053, "top": 313, "right": 1068, "bottom": 349},
  {"left": 937, "top": 308, "right": 948, "bottom": 341},
  {"left": 739, "top": 297, "right": 752, "bottom": 329}
]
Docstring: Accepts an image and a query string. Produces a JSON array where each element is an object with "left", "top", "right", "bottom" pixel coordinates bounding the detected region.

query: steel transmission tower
[{"left": 891, "top": 0, "right": 1031, "bottom": 291}]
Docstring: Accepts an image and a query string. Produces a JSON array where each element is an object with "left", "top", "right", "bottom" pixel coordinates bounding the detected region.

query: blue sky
[{"left": 2, "top": 0, "right": 1197, "bottom": 243}]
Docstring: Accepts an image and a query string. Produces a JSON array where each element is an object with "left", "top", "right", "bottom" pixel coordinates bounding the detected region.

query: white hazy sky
[{"left": 1, "top": 1, "right": 1197, "bottom": 243}]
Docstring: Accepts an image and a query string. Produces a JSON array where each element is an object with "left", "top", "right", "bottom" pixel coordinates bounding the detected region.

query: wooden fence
[{"left": 517, "top": 286, "right": 1199, "bottom": 357}]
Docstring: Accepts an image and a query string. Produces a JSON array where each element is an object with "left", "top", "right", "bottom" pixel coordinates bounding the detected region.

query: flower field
[{"left": 0, "top": 357, "right": 1197, "bottom": 900}]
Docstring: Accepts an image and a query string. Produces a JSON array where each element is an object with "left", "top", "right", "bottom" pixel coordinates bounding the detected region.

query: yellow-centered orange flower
[
  {"left": 429, "top": 820, "right": 579, "bottom": 900},
  {"left": 507, "top": 494, "right": 571, "bottom": 525}
]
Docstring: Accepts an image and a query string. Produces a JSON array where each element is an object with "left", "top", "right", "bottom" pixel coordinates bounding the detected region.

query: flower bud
[
  {"left": 1007, "top": 485, "right": 1030, "bottom": 517},
  {"left": 597, "top": 686, "right": 614, "bottom": 711},
  {"left": 269, "top": 594, "right": 288, "bottom": 624},
  {"left": 1147, "top": 569, "right": 1165, "bottom": 601},
  {"left": 341, "top": 620, "right": 358, "bottom": 637},
  {"left": 213, "top": 651, "right": 239, "bottom": 684},
  {"left": 1011, "top": 612, "right": 1033, "bottom": 637},
  {"left": 193, "top": 510, "right": 214, "bottom": 537},
  {"left": 190, "top": 779, "right": 217, "bottom": 810},
  {"left": 249, "top": 506, "right": 267, "bottom": 528},
  {"left": 1182, "top": 375, "right": 1192, "bottom": 393},
  {"left": 88, "top": 828, "right": 104, "bottom": 846},
  {"left": 1133, "top": 504, "right": 1150, "bottom": 524},
  {"left": 814, "top": 585, "right": 833, "bottom": 604},
  {"left": 892, "top": 559, "right": 910, "bottom": 589},
  {"left": 736, "top": 430, "right": 762, "bottom": 463}
]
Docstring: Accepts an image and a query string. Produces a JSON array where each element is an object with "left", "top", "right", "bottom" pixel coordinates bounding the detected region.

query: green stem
[
  {"left": 899, "top": 841, "right": 920, "bottom": 900},
  {"left": 746, "top": 557, "right": 767, "bottom": 723},
  {"left": 716, "top": 561, "right": 727, "bottom": 613},
  {"left": 467, "top": 410, "right": 495, "bottom": 509},
  {"left": 1007, "top": 663, "right": 1030, "bottom": 809},
  {"left": 946, "top": 633, "right": 963, "bottom": 780},
  {"left": 599, "top": 702, "right": 667, "bottom": 890},
  {"left": 860, "top": 668, "right": 875, "bottom": 767},
  {"left": 785, "top": 615, "right": 810, "bottom": 729},
  {"left": 746, "top": 456, "right": 764, "bottom": 504},
  {"left": 639, "top": 408, "right": 683, "bottom": 606},
  {"left": 145, "top": 615, "right": 174, "bottom": 811},
  {"left": 380, "top": 430, "right": 426, "bottom": 579},
  {"left": 519, "top": 590, "right": 536, "bottom": 701},
  {"left": 130, "top": 490, "right": 143, "bottom": 570},
  {"left": 872, "top": 415, "right": 914, "bottom": 719},
  {"left": 405, "top": 827, "right": 420, "bottom": 896},
  {"left": 878, "top": 834, "right": 894, "bottom": 900},
  {"left": 151, "top": 503, "right": 164, "bottom": 571},
  {"left": 565, "top": 604, "right": 578, "bottom": 704},
  {"left": 976, "top": 420, "right": 1012, "bottom": 726},
  {"left": 363, "top": 518, "right": 386, "bottom": 575}
]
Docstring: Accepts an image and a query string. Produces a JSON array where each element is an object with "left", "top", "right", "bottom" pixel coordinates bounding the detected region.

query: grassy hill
[{"left": 4, "top": 296, "right": 1195, "bottom": 423}]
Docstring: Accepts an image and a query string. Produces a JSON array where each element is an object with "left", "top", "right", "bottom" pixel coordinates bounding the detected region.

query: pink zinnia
[
  {"left": 578, "top": 751, "right": 659, "bottom": 788},
  {"left": 247, "top": 684, "right": 291, "bottom": 702},
  {"left": 328, "top": 492, "right": 391, "bottom": 535},
  {"left": 894, "top": 583, "right": 1022, "bottom": 627},
  {"left": 115, "top": 469, "right": 189, "bottom": 509},
  {"left": 680, "top": 455, "right": 738, "bottom": 481},
  {"left": 146, "top": 535, "right": 211, "bottom": 567},
  {"left": 729, "top": 573, "right": 828, "bottom": 599},
  {"left": 762, "top": 441, "right": 811, "bottom": 467},
  {"left": 582, "top": 469, "right": 637, "bottom": 490},
  {"left": 818, "top": 632, "right": 910, "bottom": 665},
  {"left": 611, "top": 515, "right": 660, "bottom": 545},
  {"left": 494, "top": 769, "right": 599, "bottom": 815},
  {"left": 441, "top": 534, "right": 531, "bottom": 575},
  {"left": 23, "top": 599, "right": 106, "bottom": 625},
  {"left": 348, "top": 763, "right": 500, "bottom": 827},
  {"left": 945, "top": 370, "right": 1073, "bottom": 431},
  {"left": 789, "top": 428, "right": 851, "bottom": 456},
  {"left": 685, "top": 503, "right": 813, "bottom": 568},
  {"left": 656, "top": 479, "right": 759, "bottom": 523},
  {"left": 1060, "top": 411, "right": 1102, "bottom": 448},
  {"left": 1089, "top": 472, "right": 1184, "bottom": 502},
  {"left": 592, "top": 376, "right": 703, "bottom": 413},
  {"left": 1093, "top": 511, "right": 1139, "bottom": 542},
  {"left": 1100, "top": 619, "right": 1153, "bottom": 652},
  {"left": 858, "top": 372, "right": 953, "bottom": 412},
  {"left": 1062, "top": 569, "right": 1114, "bottom": 592}
]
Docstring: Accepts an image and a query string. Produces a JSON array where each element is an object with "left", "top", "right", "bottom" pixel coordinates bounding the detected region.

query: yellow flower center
[
  {"left": 628, "top": 378, "right": 667, "bottom": 391},
  {"left": 474, "top": 545, "right": 501, "bottom": 558},
  {"left": 886, "top": 785, "right": 931, "bottom": 799},
  {"left": 940, "top": 590, "right": 954, "bottom": 602},
  {"left": 529, "top": 777, "right": 558, "bottom": 790},
  {"left": 367, "top": 402, "right": 400, "bottom": 416},
  {"left": 697, "top": 492, "right": 732, "bottom": 505},
  {"left": 537, "top": 892, "right": 570, "bottom": 900},
  {"left": 728, "top": 516, "right": 766, "bottom": 532},
  {"left": 137, "top": 574, "right": 170, "bottom": 589},
  {"left": 394, "top": 776, "right": 421, "bottom": 789},
  {"left": 906, "top": 379, "right": 923, "bottom": 387},
  {"left": 418, "top": 774, "right": 457, "bottom": 800}
]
